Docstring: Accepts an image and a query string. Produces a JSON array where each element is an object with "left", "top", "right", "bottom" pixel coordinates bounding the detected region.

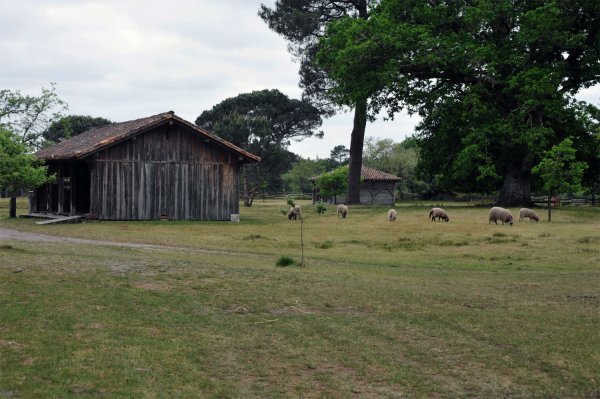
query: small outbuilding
[
  {"left": 311, "top": 165, "right": 401, "bottom": 205},
  {"left": 33, "top": 111, "right": 260, "bottom": 221}
]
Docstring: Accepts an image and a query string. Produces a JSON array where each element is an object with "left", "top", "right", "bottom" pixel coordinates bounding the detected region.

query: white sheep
[
  {"left": 519, "top": 208, "right": 539, "bottom": 222},
  {"left": 337, "top": 204, "right": 348, "bottom": 219},
  {"left": 429, "top": 207, "right": 449, "bottom": 222},
  {"left": 388, "top": 209, "right": 397, "bottom": 222},
  {"left": 287, "top": 205, "right": 301, "bottom": 220},
  {"left": 489, "top": 207, "right": 513, "bottom": 225}
]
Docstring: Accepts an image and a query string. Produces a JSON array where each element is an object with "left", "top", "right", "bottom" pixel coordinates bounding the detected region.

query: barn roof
[
  {"left": 36, "top": 111, "right": 260, "bottom": 162},
  {"left": 310, "top": 165, "right": 401, "bottom": 182}
]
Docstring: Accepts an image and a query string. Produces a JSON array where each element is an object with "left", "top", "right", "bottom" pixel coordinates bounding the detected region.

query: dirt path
[{"left": 0, "top": 227, "right": 244, "bottom": 256}]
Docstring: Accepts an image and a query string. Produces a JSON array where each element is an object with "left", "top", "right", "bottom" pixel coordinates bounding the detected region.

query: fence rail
[{"left": 530, "top": 195, "right": 597, "bottom": 207}]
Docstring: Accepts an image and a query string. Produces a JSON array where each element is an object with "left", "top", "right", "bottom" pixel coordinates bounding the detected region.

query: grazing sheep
[
  {"left": 337, "top": 204, "right": 348, "bottom": 219},
  {"left": 388, "top": 209, "right": 397, "bottom": 222},
  {"left": 489, "top": 207, "right": 513, "bottom": 226},
  {"left": 519, "top": 208, "right": 539, "bottom": 222},
  {"left": 429, "top": 207, "right": 449, "bottom": 222},
  {"left": 287, "top": 206, "right": 301, "bottom": 220}
]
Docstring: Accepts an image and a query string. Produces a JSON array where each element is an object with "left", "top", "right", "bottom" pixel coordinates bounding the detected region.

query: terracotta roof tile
[
  {"left": 360, "top": 165, "right": 401, "bottom": 181},
  {"left": 310, "top": 165, "right": 401, "bottom": 182}
]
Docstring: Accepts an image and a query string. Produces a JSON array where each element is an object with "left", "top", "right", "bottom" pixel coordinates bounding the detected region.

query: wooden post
[
  {"left": 70, "top": 161, "right": 76, "bottom": 215},
  {"left": 29, "top": 190, "right": 35, "bottom": 214},
  {"left": 57, "top": 163, "right": 64, "bottom": 215}
]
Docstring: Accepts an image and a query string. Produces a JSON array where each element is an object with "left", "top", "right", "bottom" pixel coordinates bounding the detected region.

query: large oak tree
[{"left": 317, "top": 0, "right": 600, "bottom": 205}]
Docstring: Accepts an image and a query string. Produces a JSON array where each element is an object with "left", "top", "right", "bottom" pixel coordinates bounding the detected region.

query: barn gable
[{"left": 32, "top": 112, "right": 259, "bottom": 221}]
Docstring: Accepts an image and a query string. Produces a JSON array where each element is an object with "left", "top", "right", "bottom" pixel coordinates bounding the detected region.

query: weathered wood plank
[{"left": 35, "top": 215, "right": 83, "bottom": 225}]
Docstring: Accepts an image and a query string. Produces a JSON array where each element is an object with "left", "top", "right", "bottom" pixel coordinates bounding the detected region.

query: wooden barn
[
  {"left": 311, "top": 165, "right": 401, "bottom": 205},
  {"left": 33, "top": 111, "right": 260, "bottom": 221}
]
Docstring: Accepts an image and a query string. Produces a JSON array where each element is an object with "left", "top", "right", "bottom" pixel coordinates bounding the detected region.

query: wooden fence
[{"left": 531, "top": 195, "right": 598, "bottom": 207}]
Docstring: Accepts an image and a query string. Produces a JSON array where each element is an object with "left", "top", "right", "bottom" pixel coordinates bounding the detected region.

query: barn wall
[{"left": 89, "top": 125, "right": 241, "bottom": 220}]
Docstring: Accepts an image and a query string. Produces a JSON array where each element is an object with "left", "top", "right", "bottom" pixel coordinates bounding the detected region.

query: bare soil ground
[{"left": 0, "top": 227, "right": 241, "bottom": 256}]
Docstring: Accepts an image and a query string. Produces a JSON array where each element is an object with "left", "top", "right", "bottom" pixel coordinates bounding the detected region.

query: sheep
[
  {"left": 287, "top": 206, "right": 301, "bottom": 220},
  {"left": 388, "top": 209, "right": 397, "bottom": 222},
  {"left": 429, "top": 207, "right": 449, "bottom": 222},
  {"left": 519, "top": 208, "right": 539, "bottom": 222},
  {"left": 489, "top": 207, "right": 513, "bottom": 226},
  {"left": 337, "top": 204, "right": 348, "bottom": 219},
  {"left": 287, "top": 207, "right": 297, "bottom": 220}
]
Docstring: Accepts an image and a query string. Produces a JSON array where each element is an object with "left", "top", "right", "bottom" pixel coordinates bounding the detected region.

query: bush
[
  {"left": 276, "top": 256, "right": 295, "bottom": 267},
  {"left": 315, "top": 201, "right": 327, "bottom": 215},
  {"left": 285, "top": 195, "right": 296, "bottom": 208}
]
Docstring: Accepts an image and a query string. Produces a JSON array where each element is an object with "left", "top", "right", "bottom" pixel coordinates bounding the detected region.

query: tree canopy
[
  {"left": 317, "top": 0, "right": 600, "bottom": 205},
  {"left": 195, "top": 89, "right": 322, "bottom": 206},
  {"left": 0, "top": 84, "right": 67, "bottom": 149},
  {"left": 42, "top": 115, "right": 112, "bottom": 145},
  {"left": 283, "top": 158, "right": 329, "bottom": 194},
  {"left": 363, "top": 136, "right": 422, "bottom": 196},
  {"left": 532, "top": 138, "right": 587, "bottom": 221},
  {"left": 0, "top": 128, "right": 54, "bottom": 216},
  {"left": 316, "top": 165, "right": 349, "bottom": 202},
  {"left": 329, "top": 145, "right": 350, "bottom": 166}
]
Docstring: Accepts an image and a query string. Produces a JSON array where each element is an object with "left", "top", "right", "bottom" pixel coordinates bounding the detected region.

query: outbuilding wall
[
  {"left": 88, "top": 124, "right": 240, "bottom": 220},
  {"left": 334, "top": 182, "right": 396, "bottom": 205}
]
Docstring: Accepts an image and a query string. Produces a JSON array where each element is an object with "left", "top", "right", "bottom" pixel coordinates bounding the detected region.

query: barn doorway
[
  {"left": 72, "top": 161, "right": 90, "bottom": 214},
  {"left": 33, "top": 161, "right": 91, "bottom": 215}
]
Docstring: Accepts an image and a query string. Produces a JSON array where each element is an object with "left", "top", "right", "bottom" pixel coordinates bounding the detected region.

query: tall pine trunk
[
  {"left": 346, "top": 1, "right": 369, "bottom": 205},
  {"left": 346, "top": 98, "right": 368, "bottom": 204},
  {"left": 496, "top": 157, "right": 533, "bottom": 207}
]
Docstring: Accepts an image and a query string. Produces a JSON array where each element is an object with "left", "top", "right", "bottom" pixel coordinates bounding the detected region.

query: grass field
[{"left": 0, "top": 198, "right": 599, "bottom": 398}]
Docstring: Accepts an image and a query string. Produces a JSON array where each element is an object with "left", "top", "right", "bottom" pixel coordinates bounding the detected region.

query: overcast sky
[{"left": 1, "top": 0, "right": 598, "bottom": 159}]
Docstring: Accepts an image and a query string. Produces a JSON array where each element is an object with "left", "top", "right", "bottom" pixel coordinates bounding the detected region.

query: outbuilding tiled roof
[
  {"left": 360, "top": 165, "right": 401, "bottom": 181},
  {"left": 309, "top": 165, "right": 401, "bottom": 182},
  {"left": 36, "top": 111, "right": 260, "bottom": 162}
]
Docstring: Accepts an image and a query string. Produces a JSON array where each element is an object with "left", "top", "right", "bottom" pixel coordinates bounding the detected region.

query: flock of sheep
[
  {"left": 425, "top": 206, "right": 539, "bottom": 225},
  {"left": 288, "top": 203, "right": 540, "bottom": 225}
]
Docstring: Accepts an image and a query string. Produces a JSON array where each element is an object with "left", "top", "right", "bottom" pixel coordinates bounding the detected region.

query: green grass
[{"left": 1, "top": 198, "right": 599, "bottom": 398}]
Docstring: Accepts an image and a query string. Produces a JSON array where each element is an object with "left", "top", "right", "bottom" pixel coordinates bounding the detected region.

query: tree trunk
[
  {"left": 496, "top": 158, "right": 533, "bottom": 207},
  {"left": 346, "top": 98, "right": 368, "bottom": 204},
  {"left": 547, "top": 194, "right": 552, "bottom": 222},
  {"left": 9, "top": 196, "right": 17, "bottom": 218},
  {"left": 242, "top": 168, "right": 252, "bottom": 207},
  {"left": 345, "top": 1, "right": 369, "bottom": 205}
]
